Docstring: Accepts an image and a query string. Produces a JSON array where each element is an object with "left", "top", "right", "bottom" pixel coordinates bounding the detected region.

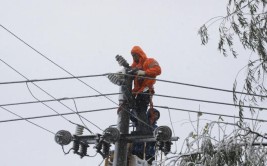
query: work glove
[{"left": 137, "top": 70, "right": 146, "bottom": 76}]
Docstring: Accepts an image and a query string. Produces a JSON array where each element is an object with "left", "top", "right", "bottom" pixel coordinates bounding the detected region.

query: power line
[
  {"left": 0, "top": 22, "right": 263, "bottom": 100},
  {"left": 28, "top": 79, "right": 103, "bottom": 132},
  {"left": 167, "top": 107, "right": 177, "bottom": 154},
  {"left": 2, "top": 104, "right": 266, "bottom": 125},
  {"left": 0, "top": 107, "right": 117, "bottom": 123},
  {"left": 121, "top": 73, "right": 267, "bottom": 98},
  {"left": 0, "top": 74, "right": 108, "bottom": 85},
  {"left": 0, "top": 59, "right": 150, "bottom": 131},
  {"left": 0, "top": 58, "right": 104, "bottom": 132},
  {"left": 0, "top": 23, "right": 264, "bottom": 108},
  {"left": 26, "top": 81, "right": 100, "bottom": 133},
  {"left": 0, "top": 24, "right": 153, "bottom": 131},
  {"left": 0, "top": 106, "right": 55, "bottom": 134},
  {"left": 1, "top": 92, "right": 267, "bottom": 112},
  {"left": 24, "top": 82, "right": 72, "bottom": 124},
  {"left": 0, "top": 24, "right": 117, "bottom": 105},
  {"left": 154, "top": 94, "right": 267, "bottom": 110},
  {"left": 1, "top": 72, "right": 266, "bottom": 99},
  {"left": 154, "top": 105, "right": 267, "bottom": 123},
  {"left": 6, "top": 24, "right": 256, "bottom": 131},
  {"left": 72, "top": 99, "right": 93, "bottom": 134},
  {"left": 0, "top": 93, "right": 119, "bottom": 107}
]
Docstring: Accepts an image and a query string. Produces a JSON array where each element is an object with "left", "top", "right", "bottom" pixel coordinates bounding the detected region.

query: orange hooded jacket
[{"left": 131, "top": 46, "right": 161, "bottom": 94}]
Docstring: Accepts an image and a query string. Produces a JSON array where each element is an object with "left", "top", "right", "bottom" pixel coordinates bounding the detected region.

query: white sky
[{"left": 0, "top": 0, "right": 266, "bottom": 166}]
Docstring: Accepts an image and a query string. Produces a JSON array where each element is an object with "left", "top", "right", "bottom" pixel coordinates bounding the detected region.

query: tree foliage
[
  {"left": 198, "top": 0, "right": 267, "bottom": 122},
  {"left": 161, "top": 2, "right": 267, "bottom": 165},
  {"left": 159, "top": 119, "right": 267, "bottom": 166}
]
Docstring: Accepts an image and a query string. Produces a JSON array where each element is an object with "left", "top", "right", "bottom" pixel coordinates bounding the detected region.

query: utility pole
[
  {"left": 110, "top": 55, "right": 134, "bottom": 166},
  {"left": 105, "top": 55, "right": 179, "bottom": 165},
  {"left": 112, "top": 72, "right": 131, "bottom": 166},
  {"left": 53, "top": 55, "right": 179, "bottom": 166}
]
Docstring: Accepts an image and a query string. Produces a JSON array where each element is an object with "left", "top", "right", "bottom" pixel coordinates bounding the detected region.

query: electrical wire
[
  {"left": 0, "top": 58, "right": 103, "bottom": 132},
  {"left": 153, "top": 93, "right": 267, "bottom": 110},
  {"left": 119, "top": 73, "right": 267, "bottom": 98},
  {"left": 5, "top": 24, "right": 260, "bottom": 131},
  {"left": 72, "top": 99, "right": 93, "bottom": 134},
  {"left": 61, "top": 145, "right": 73, "bottom": 155},
  {"left": 1, "top": 72, "right": 267, "bottom": 99},
  {"left": 25, "top": 82, "right": 71, "bottom": 123},
  {"left": 154, "top": 105, "right": 267, "bottom": 123},
  {"left": 167, "top": 107, "right": 177, "bottom": 154},
  {"left": 0, "top": 25, "right": 153, "bottom": 131},
  {"left": 2, "top": 19, "right": 267, "bottom": 165},
  {"left": 2, "top": 91, "right": 267, "bottom": 123},
  {"left": 1, "top": 88, "right": 267, "bottom": 122},
  {"left": 0, "top": 24, "right": 118, "bottom": 105},
  {"left": 0, "top": 107, "right": 117, "bottom": 123},
  {"left": 3, "top": 90, "right": 267, "bottom": 113},
  {"left": 22, "top": 76, "right": 149, "bottom": 131},
  {"left": 1, "top": 23, "right": 265, "bottom": 127},
  {"left": 0, "top": 106, "right": 55, "bottom": 135},
  {"left": 1, "top": 103, "right": 266, "bottom": 125},
  {"left": 85, "top": 152, "right": 98, "bottom": 158},
  {"left": 25, "top": 81, "right": 103, "bottom": 132},
  {"left": 98, "top": 159, "right": 105, "bottom": 166},
  {"left": 0, "top": 73, "right": 108, "bottom": 85},
  {"left": 26, "top": 82, "right": 103, "bottom": 133},
  {"left": 0, "top": 89, "right": 150, "bottom": 131},
  {"left": 0, "top": 93, "right": 120, "bottom": 107},
  {"left": 26, "top": 83, "right": 96, "bottom": 132}
]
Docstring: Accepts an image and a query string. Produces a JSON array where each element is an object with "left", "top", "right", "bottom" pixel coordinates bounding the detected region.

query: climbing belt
[{"left": 148, "top": 89, "right": 156, "bottom": 125}]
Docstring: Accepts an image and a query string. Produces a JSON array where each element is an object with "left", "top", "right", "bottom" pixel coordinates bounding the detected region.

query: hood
[{"left": 131, "top": 46, "right": 147, "bottom": 65}]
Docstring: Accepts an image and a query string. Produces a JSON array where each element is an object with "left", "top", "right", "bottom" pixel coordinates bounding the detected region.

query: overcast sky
[{"left": 0, "top": 1, "right": 266, "bottom": 166}]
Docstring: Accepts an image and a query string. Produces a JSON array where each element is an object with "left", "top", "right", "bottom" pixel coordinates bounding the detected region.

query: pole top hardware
[
  {"left": 154, "top": 126, "right": 173, "bottom": 142},
  {"left": 103, "top": 127, "right": 120, "bottom": 143}
]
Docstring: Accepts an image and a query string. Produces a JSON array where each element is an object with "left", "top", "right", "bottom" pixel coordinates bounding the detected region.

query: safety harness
[{"left": 148, "top": 89, "right": 157, "bottom": 125}]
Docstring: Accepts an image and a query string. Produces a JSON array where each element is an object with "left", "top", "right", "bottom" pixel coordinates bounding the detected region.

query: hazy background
[{"left": 0, "top": 1, "right": 265, "bottom": 165}]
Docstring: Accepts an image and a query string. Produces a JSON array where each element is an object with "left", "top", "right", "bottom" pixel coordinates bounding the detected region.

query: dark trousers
[{"left": 134, "top": 91, "right": 151, "bottom": 134}]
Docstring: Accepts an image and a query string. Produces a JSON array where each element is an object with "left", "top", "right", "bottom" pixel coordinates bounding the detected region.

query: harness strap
[
  {"left": 149, "top": 94, "right": 154, "bottom": 109},
  {"left": 148, "top": 89, "right": 156, "bottom": 125}
]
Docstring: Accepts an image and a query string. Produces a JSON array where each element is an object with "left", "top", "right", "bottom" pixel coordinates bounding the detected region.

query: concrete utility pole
[
  {"left": 111, "top": 55, "right": 134, "bottom": 166},
  {"left": 113, "top": 70, "right": 132, "bottom": 166}
]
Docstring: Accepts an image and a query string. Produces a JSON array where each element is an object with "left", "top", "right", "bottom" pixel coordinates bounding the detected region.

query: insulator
[
  {"left": 157, "top": 141, "right": 164, "bottom": 151},
  {"left": 108, "top": 73, "right": 125, "bottom": 86},
  {"left": 55, "top": 130, "right": 72, "bottom": 145},
  {"left": 72, "top": 139, "right": 80, "bottom": 154},
  {"left": 154, "top": 126, "right": 172, "bottom": 142},
  {"left": 75, "top": 125, "right": 84, "bottom": 135},
  {"left": 80, "top": 143, "right": 89, "bottom": 158},
  {"left": 116, "top": 55, "right": 129, "bottom": 68},
  {"left": 94, "top": 141, "right": 102, "bottom": 153},
  {"left": 102, "top": 142, "right": 111, "bottom": 158},
  {"left": 163, "top": 141, "right": 172, "bottom": 155},
  {"left": 103, "top": 127, "right": 120, "bottom": 143}
]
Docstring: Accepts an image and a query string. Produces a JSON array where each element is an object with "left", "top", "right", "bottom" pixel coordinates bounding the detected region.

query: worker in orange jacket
[{"left": 130, "top": 46, "right": 161, "bottom": 134}]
